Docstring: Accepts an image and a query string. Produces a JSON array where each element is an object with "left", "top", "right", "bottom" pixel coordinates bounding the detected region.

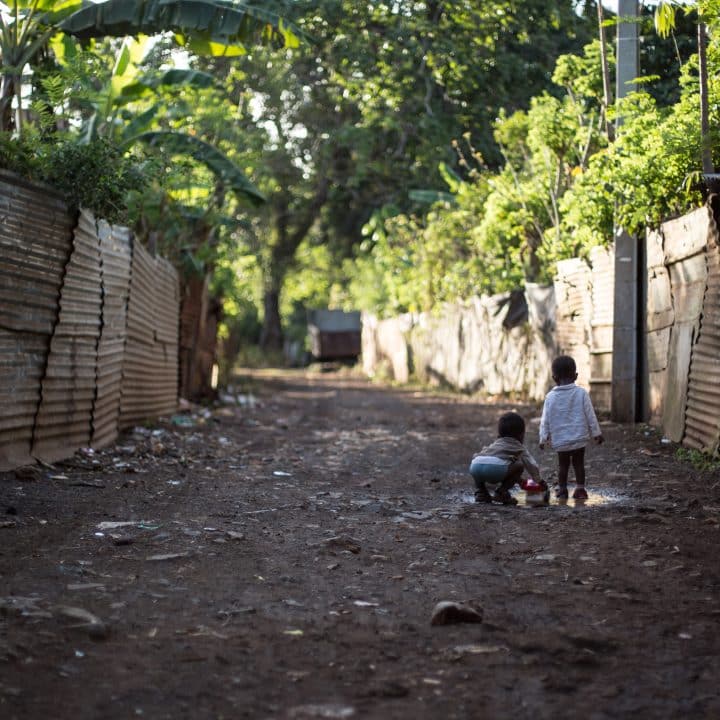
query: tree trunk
[
  {"left": 259, "top": 286, "right": 283, "bottom": 352},
  {"left": 597, "top": 1, "right": 614, "bottom": 141},
  {"left": 257, "top": 178, "right": 329, "bottom": 355},
  {"left": 0, "top": 75, "right": 16, "bottom": 133},
  {"left": 698, "top": 21, "right": 714, "bottom": 174}
]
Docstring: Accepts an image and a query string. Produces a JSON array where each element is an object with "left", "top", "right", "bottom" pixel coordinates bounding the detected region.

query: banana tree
[
  {"left": 0, "top": 1, "right": 80, "bottom": 132},
  {"left": 0, "top": 0, "right": 300, "bottom": 133},
  {"left": 58, "top": 35, "right": 264, "bottom": 204}
]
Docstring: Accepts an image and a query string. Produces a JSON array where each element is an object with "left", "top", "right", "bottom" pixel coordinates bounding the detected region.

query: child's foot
[
  {"left": 573, "top": 486, "right": 588, "bottom": 500},
  {"left": 474, "top": 487, "right": 492, "bottom": 503},
  {"left": 556, "top": 486, "right": 569, "bottom": 500},
  {"left": 492, "top": 489, "right": 518, "bottom": 506}
]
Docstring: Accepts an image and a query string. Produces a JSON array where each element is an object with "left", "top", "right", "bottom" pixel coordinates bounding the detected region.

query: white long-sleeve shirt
[{"left": 539, "top": 383, "right": 601, "bottom": 452}]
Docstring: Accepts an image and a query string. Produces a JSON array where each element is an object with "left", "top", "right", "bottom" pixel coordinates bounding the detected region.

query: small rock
[
  {"left": 430, "top": 601, "right": 483, "bottom": 626},
  {"left": 322, "top": 536, "right": 361, "bottom": 554}
]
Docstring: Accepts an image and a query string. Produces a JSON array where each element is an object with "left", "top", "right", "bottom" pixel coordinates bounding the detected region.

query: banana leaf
[
  {"left": 59, "top": 0, "right": 303, "bottom": 51},
  {"left": 131, "top": 130, "right": 265, "bottom": 205}
]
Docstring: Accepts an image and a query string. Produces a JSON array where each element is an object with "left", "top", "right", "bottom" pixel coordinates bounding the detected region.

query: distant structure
[{"left": 307, "top": 310, "right": 362, "bottom": 362}]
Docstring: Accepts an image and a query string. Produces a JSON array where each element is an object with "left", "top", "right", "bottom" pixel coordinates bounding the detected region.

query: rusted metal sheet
[
  {"left": 33, "top": 210, "right": 102, "bottom": 462},
  {"left": 646, "top": 228, "right": 665, "bottom": 269},
  {"left": 0, "top": 171, "right": 73, "bottom": 336},
  {"left": 662, "top": 206, "right": 711, "bottom": 264},
  {"left": 663, "top": 322, "right": 696, "bottom": 443},
  {"left": 683, "top": 208, "right": 720, "bottom": 454},
  {"left": 92, "top": 221, "right": 132, "bottom": 449},
  {"left": 646, "top": 266, "right": 674, "bottom": 331},
  {"left": 0, "top": 330, "right": 48, "bottom": 469},
  {"left": 554, "top": 258, "right": 592, "bottom": 387},
  {"left": 0, "top": 171, "right": 75, "bottom": 469},
  {"left": 589, "top": 246, "right": 614, "bottom": 412},
  {"left": 120, "top": 242, "right": 179, "bottom": 426},
  {"left": 644, "top": 206, "right": 715, "bottom": 440}
]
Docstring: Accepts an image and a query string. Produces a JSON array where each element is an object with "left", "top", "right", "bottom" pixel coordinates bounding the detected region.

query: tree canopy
[{"left": 0, "top": 0, "right": 712, "bottom": 356}]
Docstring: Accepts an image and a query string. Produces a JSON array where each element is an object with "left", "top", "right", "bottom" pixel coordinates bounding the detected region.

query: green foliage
[
  {"left": 675, "top": 447, "right": 720, "bottom": 472},
  {"left": 0, "top": 132, "right": 152, "bottom": 223},
  {"left": 59, "top": 0, "right": 302, "bottom": 52},
  {"left": 342, "top": 18, "right": 708, "bottom": 315}
]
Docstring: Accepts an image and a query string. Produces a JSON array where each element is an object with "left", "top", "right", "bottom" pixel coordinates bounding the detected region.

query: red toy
[{"left": 520, "top": 478, "right": 550, "bottom": 504}]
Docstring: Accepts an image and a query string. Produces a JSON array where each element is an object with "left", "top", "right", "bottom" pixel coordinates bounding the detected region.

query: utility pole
[{"left": 611, "top": 0, "right": 640, "bottom": 423}]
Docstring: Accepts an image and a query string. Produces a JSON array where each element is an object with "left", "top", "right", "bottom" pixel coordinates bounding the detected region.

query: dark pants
[{"left": 557, "top": 447, "right": 585, "bottom": 486}]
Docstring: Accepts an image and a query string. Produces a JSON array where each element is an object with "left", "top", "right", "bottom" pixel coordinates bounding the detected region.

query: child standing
[
  {"left": 470, "top": 411, "right": 545, "bottom": 506},
  {"left": 539, "top": 355, "right": 604, "bottom": 500}
]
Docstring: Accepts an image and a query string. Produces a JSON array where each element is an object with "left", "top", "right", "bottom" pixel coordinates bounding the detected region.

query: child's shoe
[
  {"left": 474, "top": 486, "right": 492, "bottom": 503},
  {"left": 492, "top": 489, "right": 518, "bottom": 506},
  {"left": 556, "top": 486, "right": 569, "bottom": 500},
  {"left": 573, "top": 486, "right": 588, "bottom": 500}
]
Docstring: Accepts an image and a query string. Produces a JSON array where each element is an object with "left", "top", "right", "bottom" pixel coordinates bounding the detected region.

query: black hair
[
  {"left": 498, "top": 411, "right": 525, "bottom": 440},
  {"left": 551, "top": 355, "right": 576, "bottom": 380}
]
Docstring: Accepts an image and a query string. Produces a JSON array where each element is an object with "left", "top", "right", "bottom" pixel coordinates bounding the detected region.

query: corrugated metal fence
[
  {"left": 647, "top": 202, "right": 720, "bottom": 454},
  {"left": 551, "top": 246, "right": 614, "bottom": 412},
  {"left": 0, "top": 171, "right": 179, "bottom": 470}
]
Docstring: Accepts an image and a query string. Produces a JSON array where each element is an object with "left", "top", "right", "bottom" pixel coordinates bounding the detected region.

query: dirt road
[{"left": 1, "top": 370, "right": 719, "bottom": 719}]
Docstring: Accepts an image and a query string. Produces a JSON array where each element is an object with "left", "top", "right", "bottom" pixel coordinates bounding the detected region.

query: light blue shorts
[{"left": 469, "top": 456, "right": 509, "bottom": 486}]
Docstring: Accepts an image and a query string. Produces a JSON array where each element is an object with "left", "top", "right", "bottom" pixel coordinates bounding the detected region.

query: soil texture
[{"left": 1, "top": 369, "right": 719, "bottom": 719}]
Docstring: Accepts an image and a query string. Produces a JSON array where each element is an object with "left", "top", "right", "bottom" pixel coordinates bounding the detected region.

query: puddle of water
[{"left": 451, "top": 488, "right": 626, "bottom": 509}]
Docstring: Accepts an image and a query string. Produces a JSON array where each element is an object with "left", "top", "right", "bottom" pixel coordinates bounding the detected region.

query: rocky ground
[{"left": 1, "top": 369, "right": 719, "bottom": 720}]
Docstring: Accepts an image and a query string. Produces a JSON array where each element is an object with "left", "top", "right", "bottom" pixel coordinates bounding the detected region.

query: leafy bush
[
  {"left": 0, "top": 133, "right": 152, "bottom": 224},
  {"left": 675, "top": 447, "right": 720, "bottom": 472}
]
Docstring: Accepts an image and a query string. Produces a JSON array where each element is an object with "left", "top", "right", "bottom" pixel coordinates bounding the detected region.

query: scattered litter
[
  {"left": 287, "top": 704, "right": 354, "bottom": 719},
  {"left": 400, "top": 510, "right": 434, "bottom": 521},
  {"left": 273, "top": 470, "right": 292, "bottom": 477},
  {"left": 66, "top": 583, "right": 105, "bottom": 591},
  {"left": 353, "top": 600, "right": 379, "bottom": 608},
  {"left": 70, "top": 480, "right": 106, "bottom": 488},
  {"left": 284, "top": 629, "right": 304, "bottom": 636},
  {"left": 146, "top": 553, "right": 191, "bottom": 562},
  {"left": 97, "top": 521, "right": 158, "bottom": 531},
  {"left": 55, "top": 606, "right": 108, "bottom": 639},
  {"left": 0, "top": 596, "right": 51, "bottom": 618},
  {"left": 225, "top": 531, "right": 245, "bottom": 541},
  {"left": 449, "top": 644, "right": 508, "bottom": 656},
  {"left": 171, "top": 415, "right": 195, "bottom": 428}
]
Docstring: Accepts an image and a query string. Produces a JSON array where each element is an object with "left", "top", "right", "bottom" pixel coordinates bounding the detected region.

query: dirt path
[{"left": 1, "top": 370, "right": 719, "bottom": 720}]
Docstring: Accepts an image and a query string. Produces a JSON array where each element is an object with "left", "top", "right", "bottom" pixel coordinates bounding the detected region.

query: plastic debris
[{"left": 171, "top": 415, "right": 195, "bottom": 427}]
